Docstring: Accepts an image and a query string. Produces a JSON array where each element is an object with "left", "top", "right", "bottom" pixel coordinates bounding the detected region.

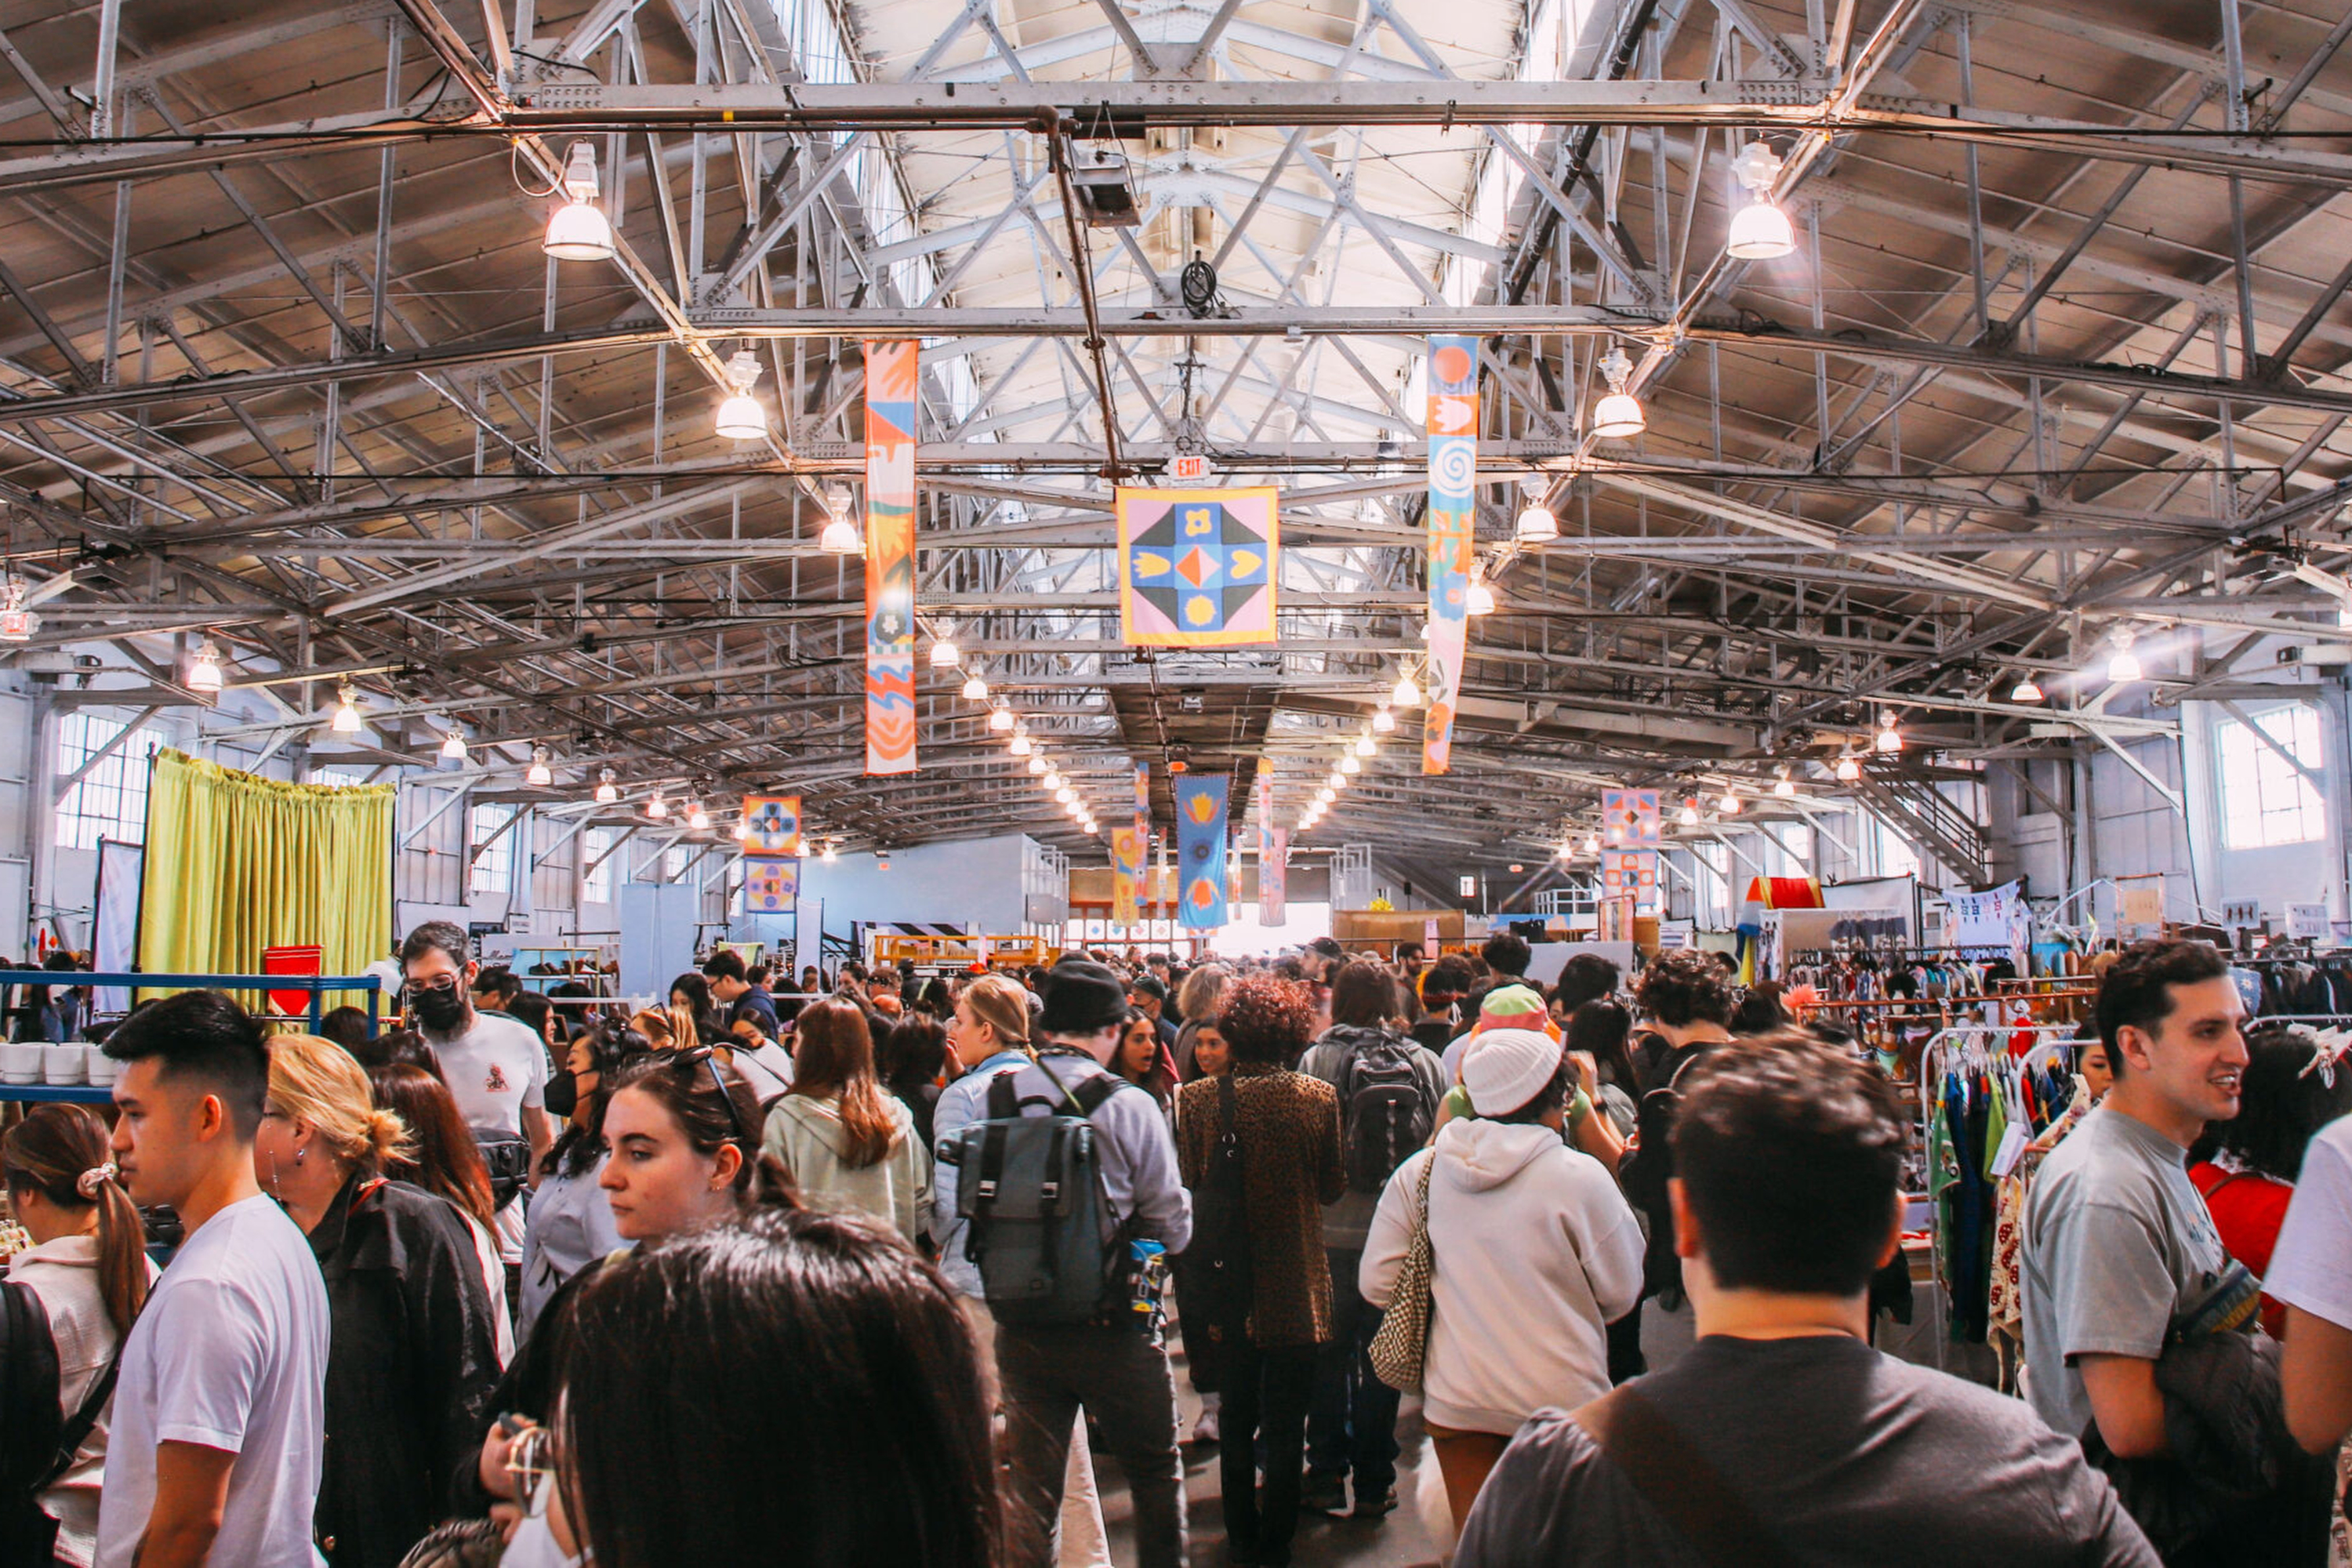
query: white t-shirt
[
  {"left": 431, "top": 1010, "right": 549, "bottom": 1135},
  {"left": 2267, "top": 1115, "right": 2352, "bottom": 1331},
  {"left": 94, "top": 1194, "right": 329, "bottom": 1568}
]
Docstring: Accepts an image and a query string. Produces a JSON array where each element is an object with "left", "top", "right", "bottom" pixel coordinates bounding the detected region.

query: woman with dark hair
[
  {"left": 2190, "top": 1025, "right": 2352, "bottom": 1336},
  {"left": 1174, "top": 976, "right": 1345, "bottom": 1567},
  {"left": 1728, "top": 981, "right": 1790, "bottom": 1038},
  {"left": 1566, "top": 999, "right": 1640, "bottom": 1135},
  {"left": 258, "top": 1033, "right": 500, "bottom": 1568},
  {"left": 557, "top": 1207, "right": 1002, "bottom": 1567},
  {"left": 370, "top": 1062, "right": 514, "bottom": 1366},
  {"left": 764, "top": 998, "right": 930, "bottom": 1246},
  {"left": 1174, "top": 963, "right": 1232, "bottom": 1080},
  {"left": 3, "top": 1104, "right": 154, "bottom": 1566},
  {"left": 667, "top": 972, "right": 723, "bottom": 1051},
  {"left": 514, "top": 1025, "right": 642, "bottom": 1344},
  {"left": 456, "top": 1047, "right": 793, "bottom": 1541},
  {"left": 1112, "top": 1007, "right": 1180, "bottom": 1107},
  {"left": 877, "top": 1012, "right": 949, "bottom": 1149}
]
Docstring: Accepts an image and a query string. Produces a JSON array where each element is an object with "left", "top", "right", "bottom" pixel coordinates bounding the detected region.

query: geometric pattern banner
[
  {"left": 1174, "top": 774, "right": 1231, "bottom": 929},
  {"left": 1133, "top": 760, "right": 1152, "bottom": 916},
  {"left": 864, "top": 339, "right": 919, "bottom": 775},
  {"left": 1600, "top": 788, "right": 1661, "bottom": 849},
  {"left": 742, "top": 856, "right": 800, "bottom": 915},
  {"left": 739, "top": 793, "right": 803, "bottom": 858},
  {"left": 1422, "top": 335, "right": 1479, "bottom": 775},
  {"left": 1602, "top": 849, "right": 1658, "bottom": 907},
  {"left": 1117, "top": 487, "right": 1279, "bottom": 647},
  {"left": 1257, "top": 771, "right": 1285, "bottom": 924},
  {"left": 1109, "top": 825, "right": 1145, "bottom": 928}
]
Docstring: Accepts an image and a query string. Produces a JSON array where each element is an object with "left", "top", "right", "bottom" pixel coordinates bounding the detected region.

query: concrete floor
[{"left": 1097, "top": 1340, "right": 1448, "bottom": 1568}]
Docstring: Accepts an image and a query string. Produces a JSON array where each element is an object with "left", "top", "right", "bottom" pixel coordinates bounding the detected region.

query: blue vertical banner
[{"left": 1174, "top": 774, "right": 1231, "bottom": 930}]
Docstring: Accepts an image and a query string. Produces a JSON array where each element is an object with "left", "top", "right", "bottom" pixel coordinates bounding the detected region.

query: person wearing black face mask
[
  {"left": 517, "top": 1025, "right": 638, "bottom": 1345},
  {"left": 400, "top": 922, "right": 554, "bottom": 1314}
]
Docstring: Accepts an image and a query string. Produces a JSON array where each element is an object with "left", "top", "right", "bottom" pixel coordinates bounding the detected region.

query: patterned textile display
[
  {"left": 1422, "top": 336, "right": 1479, "bottom": 774},
  {"left": 865, "top": 339, "right": 918, "bottom": 775},
  {"left": 1258, "top": 772, "right": 1286, "bottom": 924},
  {"left": 1174, "top": 775, "right": 1232, "bottom": 930},
  {"left": 1600, "top": 788, "right": 1661, "bottom": 848},
  {"left": 1111, "top": 826, "right": 1145, "bottom": 927},
  {"left": 739, "top": 794, "right": 803, "bottom": 858},
  {"left": 742, "top": 857, "right": 799, "bottom": 914},
  {"left": 1602, "top": 850, "right": 1658, "bottom": 907},
  {"left": 1117, "top": 487, "right": 1279, "bottom": 646}
]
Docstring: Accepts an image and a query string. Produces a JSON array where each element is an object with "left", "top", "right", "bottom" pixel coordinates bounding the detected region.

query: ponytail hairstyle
[
  {"left": 787, "top": 1000, "right": 900, "bottom": 1169},
  {"left": 959, "top": 974, "right": 1032, "bottom": 1050},
  {"left": 267, "top": 1032, "right": 412, "bottom": 1174},
  {"left": 368, "top": 1063, "right": 496, "bottom": 1227},
  {"left": 2, "top": 1104, "right": 149, "bottom": 1338},
  {"left": 629, "top": 1007, "right": 693, "bottom": 1051},
  {"left": 609, "top": 1047, "right": 785, "bottom": 1202}
]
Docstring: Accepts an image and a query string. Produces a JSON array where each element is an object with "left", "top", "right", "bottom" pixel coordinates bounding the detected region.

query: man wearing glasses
[{"left": 400, "top": 921, "right": 552, "bottom": 1307}]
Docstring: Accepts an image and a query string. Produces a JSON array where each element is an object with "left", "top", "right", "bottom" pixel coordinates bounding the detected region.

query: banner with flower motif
[
  {"left": 1117, "top": 488, "right": 1279, "bottom": 647},
  {"left": 864, "top": 340, "right": 918, "bottom": 775},
  {"left": 739, "top": 794, "right": 803, "bottom": 858},
  {"left": 1110, "top": 825, "right": 1145, "bottom": 927},
  {"left": 1423, "top": 336, "right": 1479, "bottom": 774},
  {"left": 1174, "top": 774, "right": 1231, "bottom": 929},
  {"left": 1257, "top": 771, "right": 1285, "bottom": 923}
]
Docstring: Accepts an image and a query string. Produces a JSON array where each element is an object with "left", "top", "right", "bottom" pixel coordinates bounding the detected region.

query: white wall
[{"left": 792, "top": 833, "right": 1037, "bottom": 961}]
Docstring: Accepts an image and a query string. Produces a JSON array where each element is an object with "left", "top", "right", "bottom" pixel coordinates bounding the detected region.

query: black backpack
[
  {"left": 940, "top": 1057, "right": 1131, "bottom": 1327},
  {"left": 1177, "top": 1075, "right": 1253, "bottom": 1330},
  {"left": 1, "top": 1276, "right": 118, "bottom": 1563},
  {"left": 1617, "top": 1047, "right": 1708, "bottom": 1305},
  {"left": 1339, "top": 1035, "right": 1433, "bottom": 1194}
]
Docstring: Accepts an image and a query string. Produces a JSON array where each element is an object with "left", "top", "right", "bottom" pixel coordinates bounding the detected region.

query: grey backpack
[{"left": 940, "top": 1058, "right": 1127, "bottom": 1327}]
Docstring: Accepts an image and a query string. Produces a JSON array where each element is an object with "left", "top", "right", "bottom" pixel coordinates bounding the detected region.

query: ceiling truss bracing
[{"left": 0, "top": 0, "right": 2350, "bottom": 877}]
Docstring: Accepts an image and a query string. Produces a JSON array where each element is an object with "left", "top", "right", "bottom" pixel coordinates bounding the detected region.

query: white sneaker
[{"left": 1191, "top": 1408, "right": 1221, "bottom": 1444}]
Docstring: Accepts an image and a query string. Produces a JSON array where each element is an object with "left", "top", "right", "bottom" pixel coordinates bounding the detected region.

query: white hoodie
[{"left": 1361, "top": 1117, "right": 1645, "bottom": 1435}]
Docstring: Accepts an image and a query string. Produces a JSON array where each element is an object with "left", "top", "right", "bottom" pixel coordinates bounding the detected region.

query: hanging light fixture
[
  {"left": 1678, "top": 798, "right": 1700, "bottom": 828},
  {"left": 594, "top": 768, "right": 619, "bottom": 804},
  {"left": 1055, "top": 786, "right": 1076, "bottom": 804},
  {"left": 1590, "top": 344, "right": 1646, "bottom": 440},
  {"left": 542, "top": 141, "right": 615, "bottom": 262},
  {"left": 1465, "top": 568, "right": 1496, "bottom": 617},
  {"left": 331, "top": 683, "right": 363, "bottom": 734},
  {"left": 1583, "top": 832, "right": 1601, "bottom": 854},
  {"left": 1719, "top": 786, "right": 1742, "bottom": 814},
  {"left": 929, "top": 625, "right": 962, "bottom": 670},
  {"left": 0, "top": 571, "right": 34, "bottom": 643},
  {"left": 1317, "top": 786, "right": 1337, "bottom": 804},
  {"left": 2009, "top": 675, "right": 2045, "bottom": 703},
  {"left": 1340, "top": 753, "right": 1362, "bottom": 775},
  {"left": 187, "top": 639, "right": 225, "bottom": 695},
  {"left": 1724, "top": 140, "right": 1796, "bottom": 261},
  {"left": 1008, "top": 730, "right": 1033, "bottom": 757},
  {"left": 961, "top": 668, "right": 989, "bottom": 702},
  {"left": 439, "top": 727, "right": 467, "bottom": 762},
  {"left": 2106, "top": 631, "right": 2143, "bottom": 684},
  {"left": 646, "top": 789, "right": 670, "bottom": 820},
  {"left": 1027, "top": 754, "right": 1048, "bottom": 776},
  {"left": 822, "top": 840, "right": 839, "bottom": 862},
  {"left": 526, "top": 745, "right": 554, "bottom": 787},
  {"left": 1043, "top": 769, "right": 1064, "bottom": 791},
  {"left": 818, "top": 484, "right": 862, "bottom": 555},
  {"left": 1354, "top": 733, "right": 1376, "bottom": 757},
  {"left": 988, "top": 703, "right": 1014, "bottom": 733},
  {"left": 687, "top": 797, "right": 710, "bottom": 831},
  {"left": 1391, "top": 668, "right": 1421, "bottom": 708},
  {"left": 714, "top": 350, "right": 768, "bottom": 441},
  {"left": 1371, "top": 706, "right": 1396, "bottom": 734},
  {"left": 732, "top": 818, "right": 752, "bottom": 842},
  {"left": 1835, "top": 753, "right": 1862, "bottom": 782},
  {"left": 1514, "top": 474, "right": 1559, "bottom": 544},
  {"left": 1875, "top": 712, "right": 1903, "bottom": 753},
  {"left": 1773, "top": 769, "right": 1795, "bottom": 800},
  {"left": 1326, "top": 768, "right": 1346, "bottom": 789}
]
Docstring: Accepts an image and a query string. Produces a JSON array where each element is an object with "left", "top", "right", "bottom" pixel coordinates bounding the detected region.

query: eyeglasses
[{"left": 670, "top": 1045, "right": 746, "bottom": 1145}]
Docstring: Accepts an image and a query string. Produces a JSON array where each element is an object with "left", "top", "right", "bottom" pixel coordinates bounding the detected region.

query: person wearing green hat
[{"left": 1439, "top": 987, "right": 1624, "bottom": 1174}]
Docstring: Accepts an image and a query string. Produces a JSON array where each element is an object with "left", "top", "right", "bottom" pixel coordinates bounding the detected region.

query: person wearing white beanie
[{"left": 1359, "top": 1027, "right": 1645, "bottom": 1532}]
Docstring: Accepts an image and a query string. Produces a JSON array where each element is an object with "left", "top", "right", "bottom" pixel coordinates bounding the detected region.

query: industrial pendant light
[
  {"left": 1724, "top": 140, "right": 1796, "bottom": 261},
  {"left": 1773, "top": 769, "right": 1796, "bottom": 800},
  {"left": 646, "top": 789, "right": 669, "bottom": 820},
  {"left": 1043, "top": 769, "right": 1064, "bottom": 791},
  {"left": 1354, "top": 733, "right": 1376, "bottom": 757},
  {"left": 1340, "top": 753, "right": 1362, "bottom": 775},
  {"left": 2106, "top": 632, "right": 2143, "bottom": 684},
  {"left": 929, "top": 624, "right": 962, "bottom": 670},
  {"left": 2009, "top": 675, "right": 2045, "bottom": 703},
  {"left": 1515, "top": 474, "right": 1559, "bottom": 543},
  {"left": 594, "top": 768, "right": 619, "bottom": 804},
  {"left": 1719, "top": 786, "right": 1741, "bottom": 814},
  {"left": 526, "top": 745, "right": 554, "bottom": 787},
  {"left": 989, "top": 702, "right": 1015, "bottom": 732},
  {"left": 331, "top": 683, "right": 363, "bottom": 734},
  {"left": 1326, "top": 768, "right": 1346, "bottom": 790},
  {"left": 439, "top": 727, "right": 467, "bottom": 762},
  {"left": 1055, "top": 786, "right": 1075, "bottom": 804},
  {"left": 1835, "top": 753, "right": 1862, "bottom": 782},
  {"left": 818, "top": 484, "right": 862, "bottom": 555},
  {"left": 1583, "top": 831, "right": 1601, "bottom": 854},
  {"left": 543, "top": 142, "right": 615, "bottom": 263},
  {"left": 1465, "top": 568, "right": 1496, "bottom": 616},
  {"left": 961, "top": 669, "right": 989, "bottom": 702},
  {"left": 714, "top": 350, "right": 768, "bottom": 441},
  {"left": 1371, "top": 706, "right": 1396, "bottom": 734},
  {"left": 732, "top": 818, "right": 753, "bottom": 842},
  {"left": 687, "top": 797, "right": 710, "bottom": 832},
  {"left": 1678, "top": 797, "right": 1700, "bottom": 828},
  {"left": 0, "top": 572, "right": 34, "bottom": 642},
  {"left": 1590, "top": 344, "right": 1646, "bottom": 440},
  {"left": 187, "top": 639, "right": 225, "bottom": 695},
  {"left": 822, "top": 840, "right": 838, "bottom": 862},
  {"left": 1875, "top": 712, "right": 1903, "bottom": 753},
  {"left": 1027, "top": 754, "right": 1048, "bottom": 776},
  {"left": 1008, "top": 730, "right": 1033, "bottom": 757},
  {"left": 1391, "top": 667, "right": 1421, "bottom": 709}
]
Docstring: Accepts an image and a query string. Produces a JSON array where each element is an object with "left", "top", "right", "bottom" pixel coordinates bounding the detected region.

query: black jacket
[{"left": 310, "top": 1175, "right": 500, "bottom": 1568}]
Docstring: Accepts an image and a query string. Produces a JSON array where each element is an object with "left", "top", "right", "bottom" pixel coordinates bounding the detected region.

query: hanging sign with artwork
[
  {"left": 1117, "top": 487, "right": 1279, "bottom": 647},
  {"left": 864, "top": 340, "right": 919, "bottom": 775},
  {"left": 1423, "top": 335, "right": 1479, "bottom": 774}
]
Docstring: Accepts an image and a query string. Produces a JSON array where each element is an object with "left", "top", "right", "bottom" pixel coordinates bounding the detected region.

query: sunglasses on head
[{"left": 669, "top": 1045, "right": 746, "bottom": 1144}]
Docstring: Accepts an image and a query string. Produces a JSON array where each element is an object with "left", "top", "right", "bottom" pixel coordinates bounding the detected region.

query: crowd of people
[{"left": 1, "top": 923, "right": 2349, "bottom": 1566}]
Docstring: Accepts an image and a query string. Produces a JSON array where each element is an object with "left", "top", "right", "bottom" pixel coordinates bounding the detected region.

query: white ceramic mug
[
  {"left": 83, "top": 1046, "right": 118, "bottom": 1087},
  {"left": 42, "top": 1043, "right": 86, "bottom": 1085},
  {"left": 0, "top": 1041, "right": 41, "bottom": 1084}
]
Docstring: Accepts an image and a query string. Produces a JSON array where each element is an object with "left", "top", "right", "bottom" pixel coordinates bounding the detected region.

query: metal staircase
[{"left": 1850, "top": 775, "right": 1991, "bottom": 887}]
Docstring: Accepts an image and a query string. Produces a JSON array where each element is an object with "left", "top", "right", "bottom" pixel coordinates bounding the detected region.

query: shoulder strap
[
  {"left": 1217, "top": 1072, "right": 1240, "bottom": 1143},
  {"left": 1570, "top": 1386, "right": 1802, "bottom": 1568},
  {"left": 39, "top": 1345, "right": 122, "bottom": 1492}
]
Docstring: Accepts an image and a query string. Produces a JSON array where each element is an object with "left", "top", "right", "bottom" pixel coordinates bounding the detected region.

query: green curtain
[{"left": 136, "top": 749, "right": 394, "bottom": 1004}]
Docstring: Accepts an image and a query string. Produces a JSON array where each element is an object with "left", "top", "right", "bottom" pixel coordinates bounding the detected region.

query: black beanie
[{"left": 1039, "top": 959, "right": 1131, "bottom": 1036}]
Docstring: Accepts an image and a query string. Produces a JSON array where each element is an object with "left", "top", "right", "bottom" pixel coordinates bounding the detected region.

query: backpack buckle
[
  {"left": 1040, "top": 1180, "right": 1060, "bottom": 1201},
  {"left": 976, "top": 1179, "right": 997, "bottom": 1201}
]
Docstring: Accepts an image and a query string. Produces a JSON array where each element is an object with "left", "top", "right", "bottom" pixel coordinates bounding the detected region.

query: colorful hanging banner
[
  {"left": 1600, "top": 788, "right": 1661, "bottom": 849},
  {"left": 1109, "top": 826, "right": 1145, "bottom": 927},
  {"left": 864, "top": 339, "right": 919, "bottom": 775},
  {"left": 739, "top": 794, "right": 804, "bottom": 858},
  {"left": 1257, "top": 772, "right": 1285, "bottom": 924},
  {"left": 1423, "top": 335, "right": 1479, "bottom": 775},
  {"left": 1117, "top": 487, "right": 1279, "bottom": 647},
  {"left": 1174, "top": 774, "right": 1232, "bottom": 929},
  {"left": 741, "top": 857, "right": 800, "bottom": 915},
  {"left": 1602, "top": 850, "right": 1659, "bottom": 908}
]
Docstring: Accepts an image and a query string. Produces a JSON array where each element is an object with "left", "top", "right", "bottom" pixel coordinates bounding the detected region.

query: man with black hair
[
  {"left": 1553, "top": 952, "right": 1621, "bottom": 1014},
  {"left": 1410, "top": 955, "right": 1476, "bottom": 1053},
  {"left": 96, "top": 990, "right": 332, "bottom": 1568},
  {"left": 1457, "top": 1036, "right": 2155, "bottom": 1566},
  {"left": 702, "top": 948, "right": 780, "bottom": 1037},
  {"left": 1127, "top": 973, "right": 1178, "bottom": 1052}
]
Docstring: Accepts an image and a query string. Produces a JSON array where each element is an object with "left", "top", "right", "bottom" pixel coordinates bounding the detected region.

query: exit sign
[{"left": 1169, "top": 453, "right": 1214, "bottom": 482}]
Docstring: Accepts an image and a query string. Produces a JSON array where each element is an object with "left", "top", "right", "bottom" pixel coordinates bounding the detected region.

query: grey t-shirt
[
  {"left": 2020, "top": 1105, "right": 2232, "bottom": 1443},
  {"left": 1454, "top": 1334, "right": 2157, "bottom": 1568}
]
